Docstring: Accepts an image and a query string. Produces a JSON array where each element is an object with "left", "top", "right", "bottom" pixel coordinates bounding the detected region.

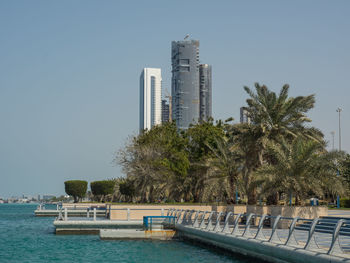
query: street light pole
[
  {"left": 336, "top": 108, "right": 342, "bottom": 151},
  {"left": 336, "top": 108, "right": 342, "bottom": 208}
]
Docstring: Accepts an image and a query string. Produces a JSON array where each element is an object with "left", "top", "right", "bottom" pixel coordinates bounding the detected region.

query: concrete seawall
[{"left": 176, "top": 224, "right": 350, "bottom": 263}]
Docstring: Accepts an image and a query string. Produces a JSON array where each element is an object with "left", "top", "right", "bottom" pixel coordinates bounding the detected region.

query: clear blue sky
[{"left": 0, "top": 0, "right": 349, "bottom": 198}]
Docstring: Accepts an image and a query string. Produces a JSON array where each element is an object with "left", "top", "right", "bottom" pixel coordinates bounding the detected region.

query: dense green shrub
[
  {"left": 339, "top": 198, "right": 350, "bottom": 208},
  {"left": 119, "top": 179, "right": 135, "bottom": 202},
  {"left": 90, "top": 180, "right": 115, "bottom": 202},
  {"left": 64, "top": 180, "right": 88, "bottom": 203}
]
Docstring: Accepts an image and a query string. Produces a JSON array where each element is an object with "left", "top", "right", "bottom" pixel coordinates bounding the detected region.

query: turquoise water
[{"left": 0, "top": 204, "right": 258, "bottom": 263}]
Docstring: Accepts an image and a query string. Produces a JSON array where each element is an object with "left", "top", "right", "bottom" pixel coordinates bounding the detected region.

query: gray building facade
[
  {"left": 199, "top": 64, "right": 212, "bottom": 121},
  {"left": 240, "top": 107, "right": 251, "bottom": 124},
  {"left": 171, "top": 39, "right": 200, "bottom": 129},
  {"left": 161, "top": 99, "right": 170, "bottom": 123}
]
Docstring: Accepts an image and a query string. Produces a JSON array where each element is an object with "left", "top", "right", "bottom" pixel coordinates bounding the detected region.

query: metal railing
[
  {"left": 57, "top": 207, "right": 104, "bottom": 221},
  {"left": 167, "top": 208, "right": 350, "bottom": 256},
  {"left": 143, "top": 216, "right": 176, "bottom": 230},
  {"left": 37, "top": 203, "right": 62, "bottom": 211},
  {"left": 57, "top": 206, "right": 170, "bottom": 221}
]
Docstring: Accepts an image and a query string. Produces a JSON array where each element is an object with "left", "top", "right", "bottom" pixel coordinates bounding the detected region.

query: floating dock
[
  {"left": 100, "top": 229, "right": 176, "bottom": 240},
  {"left": 54, "top": 220, "right": 143, "bottom": 234}
]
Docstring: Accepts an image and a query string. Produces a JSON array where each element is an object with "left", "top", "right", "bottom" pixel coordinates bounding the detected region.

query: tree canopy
[
  {"left": 114, "top": 84, "right": 349, "bottom": 205},
  {"left": 90, "top": 180, "right": 115, "bottom": 202},
  {"left": 64, "top": 180, "right": 87, "bottom": 203}
]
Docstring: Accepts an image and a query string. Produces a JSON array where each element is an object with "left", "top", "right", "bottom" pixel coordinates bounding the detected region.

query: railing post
[
  {"left": 56, "top": 204, "right": 59, "bottom": 211},
  {"left": 222, "top": 212, "right": 233, "bottom": 233},
  {"left": 181, "top": 210, "right": 189, "bottom": 224},
  {"left": 231, "top": 213, "right": 242, "bottom": 235},
  {"left": 161, "top": 208, "right": 164, "bottom": 216},
  {"left": 254, "top": 214, "right": 267, "bottom": 239},
  {"left": 173, "top": 209, "right": 178, "bottom": 220},
  {"left": 304, "top": 218, "right": 320, "bottom": 250},
  {"left": 182, "top": 210, "right": 188, "bottom": 225},
  {"left": 213, "top": 212, "right": 223, "bottom": 232},
  {"left": 199, "top": 211, "right": 209, "bottom": 229},
  {"left": 242, "top": 213, "right": 254, "bottom": 237},
  {"left": 87, "top": 208, "right": 89, "bottom": 218},
  {"left": 93, "top": 208, "right": 96, "bottom": 221},
  {"left": 205, "top": 211, "right": 214, "bottom": 230},
  {"left": 64, "top": 208, "right": 67, "bottom": 221},
  {"left": 192, "top": 211, "right": 200, "bottom": 227},
  {"left": 58, "top": 208, "right": 63, "bottom": 220},
  {"left": 268, "top": 215, "right": 281, "bottom": 243},
  {"left": 285, "top": 217, "right": 299, "bottom": 246},
  {"left": 328, "top": 219, "right": 345, "bottom": 255},
  {"left": 176, "top": 210, "right": 183, "bottom": 224},
  {"left": 127, "top": 208, "right": 130, "bottom": 221},
  {"left": 187, "top": 210, "right": 194, "bottom": 225}
]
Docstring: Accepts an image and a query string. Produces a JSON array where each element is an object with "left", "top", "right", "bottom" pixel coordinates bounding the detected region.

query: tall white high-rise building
[{"left": 139, "top": 68, "right": 162, "bottom": 132}]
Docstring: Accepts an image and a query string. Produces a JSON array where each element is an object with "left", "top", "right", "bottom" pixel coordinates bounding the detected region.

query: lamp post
[
  {"left": 336, "top": 108, "right": 342, "bottom": 151},
  {"left": 336, "top": 108, "right": 342, "bottom": 208}
]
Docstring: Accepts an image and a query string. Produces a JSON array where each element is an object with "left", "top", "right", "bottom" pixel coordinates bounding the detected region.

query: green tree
[
  {"left": 241, "top": 83, "right": 322, "bottom": 204},
  {"left": 185, "top": 120, "right": 225, "bottom": 202},
  {"left": 117, "top": 122, "right": 190, "bottom": 202},
  {"left": 257, "top": 138, "right": 346, "bottom": 205},
  {"left": 64, "top": 180, "right": 87, "bottom": 203},
  {"left": 90, "top": 180, "right": 115, "bottom": 202},
  {"left": 227, "top": 123, "right": 265, "bottom": 205},
  {"left": 244, "top": 83, "right": 321, "bottom": 143},
  {"left": 118, "top": 178, "right": 135, "bottom": 202}
]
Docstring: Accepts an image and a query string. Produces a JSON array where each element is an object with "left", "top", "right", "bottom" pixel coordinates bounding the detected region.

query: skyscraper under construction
[{"left": 171, "top": 39, "right": 200, "bottom": 129}]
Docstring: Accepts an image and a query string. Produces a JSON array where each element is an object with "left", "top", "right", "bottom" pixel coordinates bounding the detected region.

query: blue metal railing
[{"left": 143, "top": 216, "right": 176, "bottom": 230}]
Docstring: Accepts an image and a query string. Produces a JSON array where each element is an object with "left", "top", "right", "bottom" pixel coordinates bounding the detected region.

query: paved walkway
[
  {"left": 328, "top": 210, "right": 350, "bottom": 218},
  {"left": 218, "top": 225, "right": 350, "bottom": 253}
]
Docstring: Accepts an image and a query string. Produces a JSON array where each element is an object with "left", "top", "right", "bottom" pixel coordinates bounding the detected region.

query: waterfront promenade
[
  {"left": 50, "top": 203, "right": 350, "bottom": 262},
  {"left": 171, "top": 209, "right": 350, "bottom": 263}
]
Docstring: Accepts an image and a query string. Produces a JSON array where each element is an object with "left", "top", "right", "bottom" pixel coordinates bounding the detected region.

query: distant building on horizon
[
  {"left": 240, "top": 107, "right": 251, "bottom": 124},
  {"left": 171, "top": 39, "right": 200, "bottom": 129},
  {"left": 199, "top": 64, "right": 212, "bottom": 121},
  {"left": 161, "top": 99, "right": 170, "bottom": 123},
  {"left": 42, "top": 195, "right": 55, "bottom": 200},
  {"left": 139, "top": 68, "right": 162, "bottom": 132}
]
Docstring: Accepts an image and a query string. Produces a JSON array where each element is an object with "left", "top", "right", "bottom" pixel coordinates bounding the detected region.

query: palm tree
[
  {"left": 240, "top": 83, "right": 323, "bottom": 204},
  {"left": 227, "top": 123, "right": 266, "bottom": 204},
  {"left": 257, "top": 138, "right": 346, "bottom": 205},
  {"left": 206, "top": 136, "right": 241, "bottom": 203},
  {"left": 244, "top": 83, "right": 322, "bottom": 143}
]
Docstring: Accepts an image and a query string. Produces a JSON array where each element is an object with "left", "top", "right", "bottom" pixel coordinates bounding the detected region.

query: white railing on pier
[
  {"left": 56, "top": 206, "right": 169, "bottom": 222},
  {"left": 167, "top": 208, "right": 350, "bottom": 256}
]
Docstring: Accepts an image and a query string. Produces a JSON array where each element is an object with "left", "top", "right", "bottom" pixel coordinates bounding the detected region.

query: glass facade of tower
[
  {"left": 199, "top": 64, "right": 212, "bottom": 121},
  {"left": 161, "top": 99, "right": 170, "bottom": 123},
  {"left": 171, "top": 40, "right": 200, "bottom": 129},
  {"left": 240, "top": 107, "right": 251, "bottom": 124}
]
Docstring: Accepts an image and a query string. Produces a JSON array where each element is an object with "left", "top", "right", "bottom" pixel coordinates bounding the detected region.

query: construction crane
[{"left": 164, "top": 89, "right": 172, "bottom": 122}]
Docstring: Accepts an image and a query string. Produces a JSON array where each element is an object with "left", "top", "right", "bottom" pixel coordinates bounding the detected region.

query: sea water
[{"left": 0, "top": 204, "right": 257, "bottom": 263}]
